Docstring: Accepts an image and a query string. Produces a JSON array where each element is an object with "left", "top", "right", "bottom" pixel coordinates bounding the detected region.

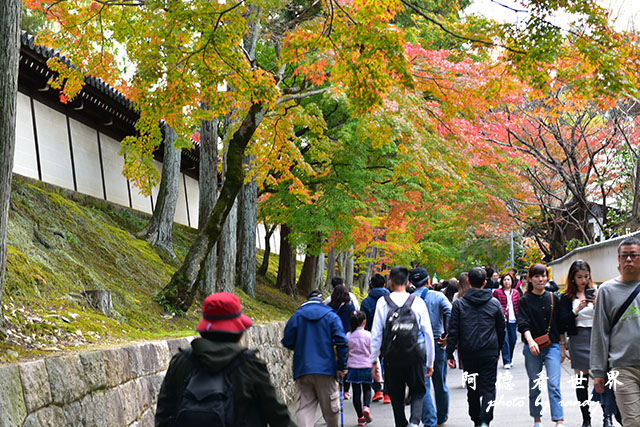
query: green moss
[{"left": 3, "top": 176, "right": 297, "bottom": 359}]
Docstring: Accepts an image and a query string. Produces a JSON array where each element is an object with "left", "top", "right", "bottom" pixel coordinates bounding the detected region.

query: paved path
[{"left": 314, "top": 342, "right": 622, "bottom": 426}]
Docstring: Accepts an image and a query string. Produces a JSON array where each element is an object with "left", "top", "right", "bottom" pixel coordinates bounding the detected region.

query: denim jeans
[
  {"left": 422, "top": 345, "right": 449, "bottom": 426},
  {"left": 523, "top": 343, "right": 564, "bottom": 421},
  {"left": 501, "top": 322, "right": 518, "bottom": 366}
]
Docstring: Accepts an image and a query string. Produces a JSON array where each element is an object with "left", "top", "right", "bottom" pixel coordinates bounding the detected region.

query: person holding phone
[{"left": 559, "top": 260, "right": 608, "bottom": 427}]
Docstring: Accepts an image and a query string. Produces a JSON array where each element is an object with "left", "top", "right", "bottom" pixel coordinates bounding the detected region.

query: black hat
[
  {"left": 307, "top": 289, "right": 323, "bottom": 299},
  {"left": 410, "top": 267, "right": 430, "bottom": 287}
]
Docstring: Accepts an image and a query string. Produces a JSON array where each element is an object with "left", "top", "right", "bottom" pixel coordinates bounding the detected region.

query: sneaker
[
  {"left": 343, "top": 392, "right": 351, "bottom": 400},
  {"left": 372, "top": 390, "right": 384, "bottom": 401},
  {"left": 363, "top": 406, "right": 372, "bottom": 423},
  {"left": 505, "top": 363, "right": 511, "bottom": 369},
  {"left": 358, "top": 416, "right": 366, "bottom": 426},
  {"left": 383, "top": 394, "right": 391, "bottom": 404},
  {"left": 533, "top": 422, "right": 543, "bottom": 427}
]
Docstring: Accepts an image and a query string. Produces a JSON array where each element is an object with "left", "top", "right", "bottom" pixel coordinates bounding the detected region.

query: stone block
[
  {"left": 91, "top": 388, "right": 126, "bottom": 427},
  {"left": 80, "top": 350, "right": 107, "bottom": 391},
  {"left": 19, "top": 360, "right": 52, "bottom": 412},
  {"left": 119, "top": 379, "right": 143, "bottom": 425},
  {"left": 45, "top": 355, "right": 87, "bottom": 404},
  {"left": 146, "top": 373, "right": 165, "bottom": 404},
  {"left": 22, "top": 406, "right": 66, "bottom": 427},
  {"left": 137, "top": 408, "right": 155, "bottom": 427},
  {"left": 125, "top": 344, "right": 145, "bottom": 378},
  {"left": 103, "top": 347, "right": 132, "bottom": 387},
  {"left": 63, "top": 394, "right": 93, "bottom": 426},
  {"left": 0, "top": 365, "right": 27, "bottom": 427},
  {"left": 166, "top": 336, "right": 192, "bottom": 357}
]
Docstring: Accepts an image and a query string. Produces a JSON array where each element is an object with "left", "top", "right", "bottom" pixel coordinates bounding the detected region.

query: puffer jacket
[
  {"left": 155, "top": 338, "right": 296, "bottom": 427},
  {"left": 446, "top": 288, "right": 506, "bottom": 359}
]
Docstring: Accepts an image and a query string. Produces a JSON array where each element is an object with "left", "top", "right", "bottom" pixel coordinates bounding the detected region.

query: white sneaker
[
  {"left": 533, "top": 422, "right": 543, "bottom": 427},
  {"left": 505, "top": 363, "right": 511, "bottom": 369},
  {"left": 408, "top": 424, "right": 420, "bottom": 427}
]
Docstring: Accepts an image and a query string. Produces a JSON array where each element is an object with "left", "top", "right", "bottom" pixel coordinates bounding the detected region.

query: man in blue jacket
[
  {"left": 361, "top": 273, "right": 390, "bottom": 402},
  {"left": 282, "top": 290, "right": 348, "bottom": 427},
  {"left": 411, "top": 267, "right": 451, "bottom": 427}
]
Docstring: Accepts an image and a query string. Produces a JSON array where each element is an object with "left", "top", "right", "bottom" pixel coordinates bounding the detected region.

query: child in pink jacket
[{"left": 346, "top": 310, "right": 374, "bottom": 425}]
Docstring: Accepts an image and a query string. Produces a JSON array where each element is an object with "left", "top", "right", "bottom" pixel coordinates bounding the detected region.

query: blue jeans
[
  {"left": 523, "top": 343, "right": 563, "bottom": 421},
  {"left": 422, "top": 345, "right": 449, "bottom": 426},
  {"left": 501, "top": 322, "right": 518, "bottom": 365}
]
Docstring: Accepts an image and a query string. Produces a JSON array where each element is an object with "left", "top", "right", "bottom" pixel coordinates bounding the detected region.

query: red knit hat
[{"left": 196, "top": 292, "right": 253, "bottom": 334}]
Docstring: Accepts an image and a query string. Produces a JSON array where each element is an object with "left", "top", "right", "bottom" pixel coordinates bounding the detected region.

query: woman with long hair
[
  {"left": 560, "top": 260, "right": 615, "bottom": 427},
  {"left": 493, "top": 272, "right": 520, "bottom": 369},
  {"left": 517, "top": 263, "right": 566, "bottom": 427},
  {"left": 453, "top": 272, "right": 470, "bottom": 303}
]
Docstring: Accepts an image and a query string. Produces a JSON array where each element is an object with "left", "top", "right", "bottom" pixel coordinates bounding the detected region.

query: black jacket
[
  {"left": 155, "top": 338, "right": 296, "bottom": 427},
  {"left": 446, "top": 288, "right": 506, "bottom": 359}
]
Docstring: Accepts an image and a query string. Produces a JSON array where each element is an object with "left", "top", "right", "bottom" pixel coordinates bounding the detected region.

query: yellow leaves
[{"left": 46, "top": 57, "right": 86, "bottom": 102}]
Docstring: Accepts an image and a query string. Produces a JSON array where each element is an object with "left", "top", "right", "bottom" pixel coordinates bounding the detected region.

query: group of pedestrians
[{"left": 153, "top": 237, "right": 640, "bottom": 427}]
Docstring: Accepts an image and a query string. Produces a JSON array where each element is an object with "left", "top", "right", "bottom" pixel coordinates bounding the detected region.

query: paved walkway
[{"left": 314, "top": 342, "right": 622, "bottom": 426}]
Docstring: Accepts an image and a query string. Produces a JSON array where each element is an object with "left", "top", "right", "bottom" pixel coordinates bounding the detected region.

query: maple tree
[{"left": 22, "top": 0, "right": 640, "bottom": 306}]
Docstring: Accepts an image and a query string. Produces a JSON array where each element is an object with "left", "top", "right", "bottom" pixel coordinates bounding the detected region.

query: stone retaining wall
[{"left": 0, "top": 322, "right": 293, "bottom": 427}]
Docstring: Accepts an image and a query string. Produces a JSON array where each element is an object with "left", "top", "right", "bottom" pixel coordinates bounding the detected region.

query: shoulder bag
[{"left": 533, "top": 291, "right": 554, "bottom": 349}]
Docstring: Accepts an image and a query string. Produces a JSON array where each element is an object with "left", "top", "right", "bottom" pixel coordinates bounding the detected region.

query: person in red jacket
[{"left": 493, "top": 272, "right": 520, "bottom": 369}]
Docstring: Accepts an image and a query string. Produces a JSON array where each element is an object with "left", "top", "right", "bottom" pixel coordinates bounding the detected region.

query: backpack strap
[
  {"left": 611, "top": 282, "right": 640, "bottom": 332},
  {"left": 402, "top": 295, "right": 415, "bottom": 308},
  {"left": 384, "top": 294, "right": 398, "bottom": 310}
]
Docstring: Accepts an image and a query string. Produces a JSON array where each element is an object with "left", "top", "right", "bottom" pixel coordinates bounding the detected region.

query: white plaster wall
[
  {"left": 33, "top": 100, "right": 74, "bottom": 190},
  {"left": 13, "top": 92, "right": 39, "bottom": 179},
  {"left": 184, "top": 175, "right": 199, "bottom": 227},
  {"left": 175, "top": 174, "right": 189, "bottom": 226},
  {"left": 100, "top": 133, "right": 130, "bottom": 208},
  {"left": 549, "top": 232, "right": 640, "bottom": 285},
  {"left": 129, "top": 181, "right": 153, "bottom": 214},
  {"left": 70, "top": 119, "right": 104, "bottom": 200}
]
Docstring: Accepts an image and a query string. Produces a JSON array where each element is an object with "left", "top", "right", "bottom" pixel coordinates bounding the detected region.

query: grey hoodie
[{"left": 590, "top": 278, "right": 640, "bottom": 378}]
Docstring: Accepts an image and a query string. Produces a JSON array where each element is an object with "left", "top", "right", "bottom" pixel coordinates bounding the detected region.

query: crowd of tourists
[{"left": 153, "top": 236, "right": 640, "bottom": 427}]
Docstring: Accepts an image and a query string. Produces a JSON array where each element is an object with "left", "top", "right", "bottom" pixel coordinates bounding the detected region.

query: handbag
[{"left": 533, "top": 291, "right": 554, "bottom": 349}]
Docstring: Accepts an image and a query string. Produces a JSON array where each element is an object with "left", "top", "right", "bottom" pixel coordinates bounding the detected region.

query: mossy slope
[{"left": 1, "top": 176, "right": 298, "bottom": 363}]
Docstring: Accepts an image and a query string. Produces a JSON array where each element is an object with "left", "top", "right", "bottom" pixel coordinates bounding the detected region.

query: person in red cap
[{"left": 155, "top": 292, "right": 296, "bottom": 427}]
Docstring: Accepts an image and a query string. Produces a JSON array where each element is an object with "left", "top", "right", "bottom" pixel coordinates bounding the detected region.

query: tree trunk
[
  {"left": 337, "top": 251, "right": 347, "bottom": 279},
  {"left": 0, "top": 0, "right": 21, "bottom": 324},
  {"left": 297, "top": 253, "right": 319, "bottom": 297},
  {"left": 275, "top": 224, "right": 297, "bottom": 295},
  {"left": 196, "top": 115, "right": 218, "bottom": 298},
  {"left": 628, "top": 153, "right": 640, "bottom": 232},
  {"left": 345, "top": 247, "right": 354, "bottom": 289},
  {"left": 216, "top": 150, "right": 237, "bottom": 293},
  {"left": 325, "top": 247, "right": 336, "bottom": 290},
  {"left": 235, "top": 154, "right": 257, "bottom": 297},
  {"left": 160, "top": 102, "right": 265, "bottom": 312},
  {"left": 315, "top": 251, "right": 325, "bottom": 290},
  {"left": 257, "top": 223, "right": 276, "bottom": 276},
  {"left": 138, "top": 124, "right": 180, "bottom": 260}
]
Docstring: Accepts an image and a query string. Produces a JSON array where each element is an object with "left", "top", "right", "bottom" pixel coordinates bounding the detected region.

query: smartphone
[{"left": 585, "top": 288, "right": 595, "bottom": 300}]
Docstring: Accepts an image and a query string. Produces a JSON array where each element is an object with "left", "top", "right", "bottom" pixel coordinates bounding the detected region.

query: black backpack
[
  {"left": 171, "top": 348, "right": 255, "bottom": 427},
  {"left": 380, "top": 295, "right": 424, "bottom": 364}
]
